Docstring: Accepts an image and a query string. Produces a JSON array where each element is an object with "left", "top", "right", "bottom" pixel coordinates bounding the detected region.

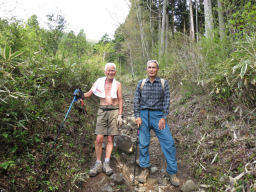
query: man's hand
[
  {"left": 136, "top": 117, "right": 142, "bottom": 128},
  {"left": 117, "top": 115, "right": 123, "bottom": 127},
  {"left": 158, "top": 118, "right": 166, "bottom": 130}
]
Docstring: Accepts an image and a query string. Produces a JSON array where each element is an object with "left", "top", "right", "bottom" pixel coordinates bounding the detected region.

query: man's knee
[
  {"left": 106, "top": 136, "right": 114, "bottom": 144},
  {"left": 95, "top": 136, "right": 104, "bottom": 145},
  {"left": 139, "top": 135, "right": 150, "bottom": 148}
]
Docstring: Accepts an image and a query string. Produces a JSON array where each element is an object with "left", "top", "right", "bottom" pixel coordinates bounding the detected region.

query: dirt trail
[{"left": 80, "top": 84, "right": 195, "bottom": 192}]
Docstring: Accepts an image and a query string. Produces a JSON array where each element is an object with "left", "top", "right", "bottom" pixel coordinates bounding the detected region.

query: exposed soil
[
  {"left": 1, "top": 81, "right": 254, "bottom": 191},
  {"left": 79, "top": 83, "right": 197, "bottom": 192},
  {"left": 76, "top": 80, "right": 256, "bottom": 192},
  {"left": 1, "top": 81, "right": 254, "bottom": 192}
]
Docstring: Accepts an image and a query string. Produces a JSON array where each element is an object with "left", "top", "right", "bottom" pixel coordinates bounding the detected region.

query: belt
[
  {"left": 142, "top": 108, "right": 161, "bottom": 111},
  {"left": 99, "top": 105, "right": 119, "bottom": 111},
  {"left": 101, "top": 108, "right": 118, "bottom": 111}
]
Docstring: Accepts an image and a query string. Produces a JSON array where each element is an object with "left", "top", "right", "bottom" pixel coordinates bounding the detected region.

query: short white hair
[
  {"left": 147, "top": 60, "right": 159, "bottom": 68},
  {"left": 104, "top": 63, "right": 116, "bottom": 71}
]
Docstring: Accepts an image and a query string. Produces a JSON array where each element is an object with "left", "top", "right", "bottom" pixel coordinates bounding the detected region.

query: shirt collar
[{"left": 145, "top": 77, "right": 160, "bottom": 83}]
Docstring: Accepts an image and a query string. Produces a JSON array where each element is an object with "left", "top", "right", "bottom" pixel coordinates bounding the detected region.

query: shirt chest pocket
[{"left": 141, "top": 86, "right": 164, "bottom": 100}]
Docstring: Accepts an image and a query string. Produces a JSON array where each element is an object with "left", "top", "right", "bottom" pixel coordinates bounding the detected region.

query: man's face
[
  {"left": 104, "top": 66, "right": 116, "bottom": 79},
  {"left": 147, "top": 62, "right": 158, "bottom": 78}
]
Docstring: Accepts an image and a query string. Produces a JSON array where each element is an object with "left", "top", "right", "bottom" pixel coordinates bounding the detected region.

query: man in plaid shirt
[{"left": 133, "top": 60, "right": 180, "bottom": 187}]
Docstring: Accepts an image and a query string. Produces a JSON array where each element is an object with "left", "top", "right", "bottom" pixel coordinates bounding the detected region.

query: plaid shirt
[{"left": 133, "top": 77, "right": 170, "bottom": 119}]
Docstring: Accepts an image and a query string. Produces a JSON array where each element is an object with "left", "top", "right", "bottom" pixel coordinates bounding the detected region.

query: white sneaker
[
  {"left": 89, "top": 162, "right": 102, "bottom": 177},
  {"left": 103, "top": 162, "right": 113, "bottom": 176}
]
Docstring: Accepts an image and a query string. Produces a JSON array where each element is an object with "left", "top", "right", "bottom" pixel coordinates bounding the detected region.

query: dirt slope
[
  {"left": 80, "top": 82, "right": 256, "bottom": 192},
  {"left": 80, "top": 84, "right": 197, "bottom": 192}
]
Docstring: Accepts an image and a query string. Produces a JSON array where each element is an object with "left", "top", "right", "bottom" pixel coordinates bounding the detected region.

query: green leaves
[
  {"left": 0, "top": 45, "right": 23, "bottom": 63},
  {"left": 239, "top": 61, "right": 247, "bottom": 79},
  {"left": 0, "top": 160, "right": 16, "bottom": 170},
  {"left": 211, "top": 34, "right": 256, "bottom": 105},
  {"left": 0, "top": 14, "right": 102, "bottom": 192},
  {"left": 2, "top": 132, "right": 9, "bottom": 139},
  {"left": 2, "top": 45, "right": 10, "bottom": 60},
  {"left": 227, "top": 2, "right": 256, "bottom": 36}
]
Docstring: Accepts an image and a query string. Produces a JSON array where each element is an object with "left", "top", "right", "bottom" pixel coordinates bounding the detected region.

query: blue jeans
[{"left": 139, "top": 110, "right": 178, "bottom": 175}]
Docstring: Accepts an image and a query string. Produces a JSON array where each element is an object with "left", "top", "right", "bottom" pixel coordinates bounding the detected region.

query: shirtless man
[{"left": 82, "top": 63, "right": 123, "bottom": 176}]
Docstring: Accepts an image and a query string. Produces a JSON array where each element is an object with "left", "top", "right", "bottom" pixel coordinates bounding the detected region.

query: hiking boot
[
  {"left": 136, "top": 168, "right": 149, "bottom": 183},
  {"left": 89, "top": 162, "right": 102, "bottom": 177},
  {"left": 169, "top": 174, "right": 180, "bottom": 186},
  {"left": 103, "top": 162, "right": 113, "bottom": 176}
]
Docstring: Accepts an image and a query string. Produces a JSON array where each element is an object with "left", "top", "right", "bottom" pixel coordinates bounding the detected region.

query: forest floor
[
  {"left": 78, "top": 81, "right": 256, "bottom": 192},
  {"left": 79, "top": 82, "right": 194, "bottom": 192},
  {"left": 1, "top": 80, "right": 255, "bottom": 192}
]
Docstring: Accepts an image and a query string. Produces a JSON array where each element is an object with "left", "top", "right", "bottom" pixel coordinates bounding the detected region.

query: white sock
[
  {"left": 96, "top": 160, "right": 102, "bottom": 164},
  {"left": 105, "top": 158, "right": 110, "bottom": 163}
]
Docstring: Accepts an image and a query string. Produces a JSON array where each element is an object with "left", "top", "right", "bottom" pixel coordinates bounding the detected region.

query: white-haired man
[{"left": 82, "top": 62, "right": 123, "bottom": 176}]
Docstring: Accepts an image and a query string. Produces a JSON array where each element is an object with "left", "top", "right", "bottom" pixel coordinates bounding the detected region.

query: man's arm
[
  {"left": 162, "top": 80, "right": 170, "bottom": 119},
  {"left": 158, "top": 80, "right": 170, "bottom": 130},
  {"left": 133, "top": 81, "right": 142, "bottom": 119},
  {"left": 117, "top": 82, "right": 123, "bottom": 115},
  {"left": 83, "top": 90, "right": 93, "bottom": 98},
  {"left": 83, "top": 82, "right": 96, "bottom": 98},
  {"left": 134, "top": 81, "right": 142, "bottom": 127},
  {"left": 116, "top": 81, "right": 123, "bottom": 127}
]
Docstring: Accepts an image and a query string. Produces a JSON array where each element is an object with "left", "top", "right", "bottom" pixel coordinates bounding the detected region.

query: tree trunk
[
  {"left": 183, "top": 0, "right": 186, "bottom": 34},
  {"left": 148, "top": 0, "right": 154, "bottom": 56},
  {"left": 170, "top": 0, "right": 175, "bottom": 38},
  {"left": 189, "top": 0, "right": 195, "bottom": 40},
  {"left": 158, "top": 2, "right": 162, "bottom": 46},
  {"left": 159, "top": 0, "right": 167, "bottom": 58},
  {"left": 128, "top": 43, "right": 135, "bottom": 78},
  {"left": 134, "top": 0, "right": 150, "bottom": 60},
  {"left": 204, "top": 0, "right": 214, "bottom": 38},
  {"left": 165, "top": 1, "right": 169, "bottom": 55},
  {"left": 183, "top": 20, "right": 186, "bottom": 34},
  {"left": 196, "top": 0, "right": 199, "bottom": 41},
  {"left": 217, "top": 0, "right": 225, "bottom": 39}
]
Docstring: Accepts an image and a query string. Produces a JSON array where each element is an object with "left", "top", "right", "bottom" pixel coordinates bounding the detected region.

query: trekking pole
[
  {"left": 43, "top": 88, "right": 84, "bottom": 167},
  {"left": 133, "top": 127, "right": 140, "bottom": 184},
  {"left": 44, "top": 95, "right": 77, "bottom": 165}
]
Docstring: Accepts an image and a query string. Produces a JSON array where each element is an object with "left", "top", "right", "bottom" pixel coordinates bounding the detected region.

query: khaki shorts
[{"left": 95, "top": 105, "right": 119, "bottom": 136}]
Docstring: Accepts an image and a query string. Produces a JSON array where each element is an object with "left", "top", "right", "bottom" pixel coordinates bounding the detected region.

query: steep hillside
[
  {"left": 1, "top": 80, "right": 255, "bottom": 192},
  {"left": 79, "top": 81, "right": 256, "bottom": 192}
]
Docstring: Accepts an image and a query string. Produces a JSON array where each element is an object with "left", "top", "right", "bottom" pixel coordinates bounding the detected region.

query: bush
[
  {"left": 210, "top": 34, "right": 256, "bottom": 107},
  {"left": 0, "top": 42, "right": 100, "bottom": 190}
]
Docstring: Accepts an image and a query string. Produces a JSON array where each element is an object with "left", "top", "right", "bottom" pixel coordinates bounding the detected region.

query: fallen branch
[
  {"left": 194, "top": 133, "right": 207, "bottom": 155},
  {"left": 200, "top": 184, "right": 212, "bottom": 188},
  {"left": 199, "top": 162, "right": 206, "bottom": 170},
  {"left": 211, "top": 153, "right": 218, "bottom": 164},
  {"left": 228, "top": 161, "right": 256, "bottom": 186}
]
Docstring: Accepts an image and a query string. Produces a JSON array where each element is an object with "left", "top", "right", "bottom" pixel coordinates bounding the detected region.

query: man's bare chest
[{"left": 105, "top": 83, "right": 112, "bottom": 95}]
